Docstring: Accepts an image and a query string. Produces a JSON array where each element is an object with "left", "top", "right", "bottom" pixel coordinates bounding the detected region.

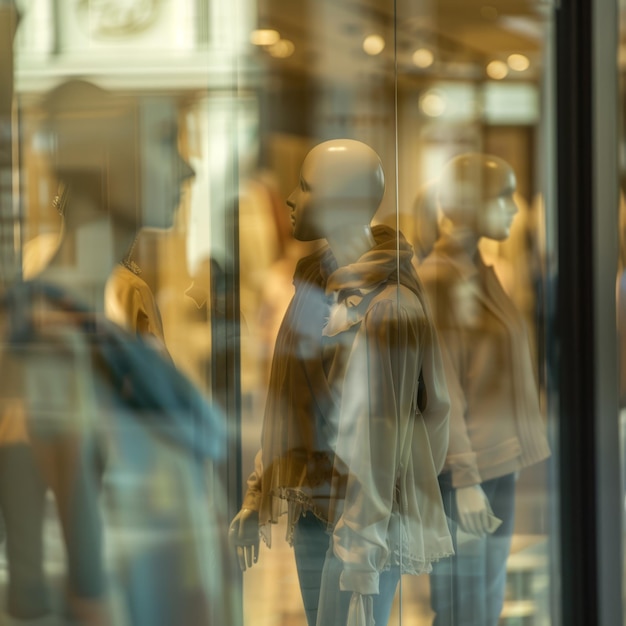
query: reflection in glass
[
  {"left": 0, "top": 80, "right": 230, "bottom": 626},
  {"left": 3, "top": 0, "right": 559, "bottom": 624}
]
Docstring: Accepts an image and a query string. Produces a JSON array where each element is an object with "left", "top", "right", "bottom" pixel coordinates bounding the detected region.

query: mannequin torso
[{"left": 417, "top": 153, "right": 550, "bottom": 626}]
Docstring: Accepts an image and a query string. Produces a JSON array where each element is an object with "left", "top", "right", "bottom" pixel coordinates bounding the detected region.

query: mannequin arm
[
  {"left": 230, "top": 451, "right": 264, "bottom": 571},
  {"left": 455, "top": 484, "right": 492, "bottom": 536},
  {"left": 228, "top": 508, "right": 260, "bottom": 571},
  {"left": 418, "top": 314, "right": 451, "bottom": 473},
  {"left": 417, "top": 265, "right": 481, "bottom": 488},
  {"left": 241, "top": 449, "right": 263, "bottom": 511}
]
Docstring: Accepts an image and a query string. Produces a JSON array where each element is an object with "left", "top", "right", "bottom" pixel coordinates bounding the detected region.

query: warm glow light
[
  {"left": 419, "top": 90, "right": 447, "bottom": 117},
  {"left": 412, "top": 48, "right": 434, "bottom": 68},
  {"left": 250, "top": 29, "right": 280, "bottom": 46},
  {"left": 268, "top": 39, "right": 295, "bottom": 58},
  {"left": 507, "top": 53, "right": 530, "bottom": 71},
  {"left": 363, "top": 34, "right": 385, "bottom": 56},
  {"left": 486, "top": 60, "right": 508, "bottom": 80}
]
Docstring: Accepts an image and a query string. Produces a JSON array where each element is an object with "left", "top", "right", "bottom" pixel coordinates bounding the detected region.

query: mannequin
[
  {"left": 416, "top": 153, "right": 550, "bottom": 626},
  {"left": 0, "top": 80, "right": 228, "bottom": 626},
  {"left": 229, "top": 139, "right": 453, "bottom": 626}
]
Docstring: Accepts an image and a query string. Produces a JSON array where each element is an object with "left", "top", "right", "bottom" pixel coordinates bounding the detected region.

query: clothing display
[
  {"left": 429, "top": 472, "right": 517, "bottom": 626},
  {"left": 242, "top": 224, "right": 453, "bottom": 625},
  {"left": 418, "top": 235, "right": 550, "bottom": 488},
  {"left": 418, "top": 232, "right": 550, "bottom": 626}
]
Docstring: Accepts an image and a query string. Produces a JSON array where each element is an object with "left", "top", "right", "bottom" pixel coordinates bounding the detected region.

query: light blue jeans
[
  {"left": 429, "top": 473, "right": 516, "bottom": 626},
  {"left": 292, "top": 513, "right": 400, "bottom": 626}
]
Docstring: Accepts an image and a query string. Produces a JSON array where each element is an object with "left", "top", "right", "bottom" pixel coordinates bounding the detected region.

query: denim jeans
[
  {"left": 429, "top": 473, "right": 516, "bottom": 626},
  {"left": 292, "top": 513, "right": 400, "bottom": 626}
]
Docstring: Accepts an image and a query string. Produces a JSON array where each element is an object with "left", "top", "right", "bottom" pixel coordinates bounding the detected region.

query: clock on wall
[{"left": 75, "top": 0, "right": 163, "bottom": 38}]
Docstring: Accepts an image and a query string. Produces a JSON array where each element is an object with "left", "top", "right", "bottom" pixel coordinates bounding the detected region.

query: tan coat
[{"left": 418, "top": 235, "right": 550, "bottom": 488}]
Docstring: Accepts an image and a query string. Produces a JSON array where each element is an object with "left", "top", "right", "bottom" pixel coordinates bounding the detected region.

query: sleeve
[
  {"left": 418, "top": 264, "right": 481, "bottom": 488},
  {"left": 418, "top": 259, "right": 482, "bottom": 487},
  {"left": 418, "top": 314, "right": 451, "bottom": 474},
  {"left": 437, "top": 335, "right": 481, "bottom": 487},
  {"left": 241, "top": 449, "right": 263, "bottom": 511},
  {"left": 332, "top": 300, "right": 417, "bottom": 596}
]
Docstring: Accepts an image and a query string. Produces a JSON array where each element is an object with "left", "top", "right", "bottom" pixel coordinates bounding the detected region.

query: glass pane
[
  {"left": 236, "top": 2, "right": 558, "bottom": 626},
  {"left": 2, "top": 1, "right": 559, "bottom": 626}
]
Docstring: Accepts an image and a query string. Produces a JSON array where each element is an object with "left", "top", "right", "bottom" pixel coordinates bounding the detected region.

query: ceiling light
[
  {"left": 419, "top": 90, "right": 447, "bottom": 117},
  {"left": 507, "top": 53, "right": 530, "bottom": 71},
  {"left": 486, "top": 60, "right": 508, "bottom": 80},
  {"left": 363, "top": 34, "right": 385, "bottom": 56},
  {"left": 268, "top": 39, "right": 295, "bottom": 58},
  {"left": 250, "top": 29, "right": 280, "bottom": 46},
  {"left": 412, "top": 48, "right": 434, "bottom": 68}
]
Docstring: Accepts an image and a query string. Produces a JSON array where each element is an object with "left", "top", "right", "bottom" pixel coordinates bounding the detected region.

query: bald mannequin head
[
  {"left": 286, "top": 139, "right": 385, "bottom": 241},
  {"left": 437, "top": 153, "right": 518, "bottom": 241}
]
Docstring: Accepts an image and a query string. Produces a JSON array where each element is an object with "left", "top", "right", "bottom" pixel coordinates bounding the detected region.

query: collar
[{"left": 431, "top": 233, "right": 494, "bottom": 282}]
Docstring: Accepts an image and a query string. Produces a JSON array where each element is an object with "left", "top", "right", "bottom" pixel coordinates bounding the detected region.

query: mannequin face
[
  {"left": 438, "top": 153, "right": 518, "bottom": 241},
  {"left": 286, "top": 139, "right": 385, "bottom": 242},
  {"left": 286, "top": 167, "right": 324, "bottom": 241},
  {"left": 477, "top": 188, "right": 519, "bottom": 241}
]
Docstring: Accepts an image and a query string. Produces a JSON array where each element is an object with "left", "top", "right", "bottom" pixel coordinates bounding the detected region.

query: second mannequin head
[{"left": 437, "top": 153, "right": 519, "bottom": 241}]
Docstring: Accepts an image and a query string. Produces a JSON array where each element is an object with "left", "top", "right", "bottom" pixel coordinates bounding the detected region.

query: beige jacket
[
  {"left": 243, "top": 226, "right": 453, "bottom": 596},
  {"left": 418, "top": 235, "right": 550, "bottom": 488}
]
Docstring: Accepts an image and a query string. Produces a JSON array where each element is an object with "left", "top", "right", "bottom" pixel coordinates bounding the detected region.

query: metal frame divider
[{"left": 555, "top": 0, "right": 622, "bottom": 623}]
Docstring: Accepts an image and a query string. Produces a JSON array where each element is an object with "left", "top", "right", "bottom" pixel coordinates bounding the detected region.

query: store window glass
[
  {"left": 0, "top": 1, "right": 558, "bottom": 626},
  {"left": 236, "top": 2, "right": 557, "bottom": 626}
]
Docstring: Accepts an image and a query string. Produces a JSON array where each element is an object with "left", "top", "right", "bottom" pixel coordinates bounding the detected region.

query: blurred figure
[
  {"left": 0, "top": 5, "right": 52, "bottom": 626},
  {"left": 22, "top": 217, "right": 168, "bottom": 357},
  {"left": 417, "top": 153, "right": 550, "bottom": 626},
  {"left": 0, "top": 398, "right": 48, "bottom": 626},
  {"left": 0, "top": 80, "right": 228, "bottom": 626},
  {"left": 229, "top": 139, "right": 452, "bottom": 626}
]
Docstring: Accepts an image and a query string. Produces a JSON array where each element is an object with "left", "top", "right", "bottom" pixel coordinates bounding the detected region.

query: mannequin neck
[
  {"left": 445, "top": 225, "right": 481, "bottom": 262},
  {"left": 40, "top": 205, "right": 137, "bottom": 311},
  {"left": 326, "top": 224, "right": 376, "bottom": 267}
]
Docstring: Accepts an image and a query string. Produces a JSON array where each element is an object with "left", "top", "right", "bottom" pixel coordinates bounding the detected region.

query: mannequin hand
[
  {"left": 228, "top": 508, "right": 260, "bottom": 571},
  {"left": 455, "top": 485, "right": 491, "bottom": 536}
]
